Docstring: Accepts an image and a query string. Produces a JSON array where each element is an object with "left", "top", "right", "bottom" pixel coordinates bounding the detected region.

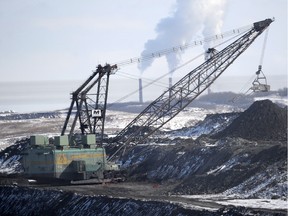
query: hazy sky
[
  {"left": 0, "top": 0, "right": 287, "bottom": 112},
  {"left": 0, "top": 0, "right": 286, "bottom": 81}
]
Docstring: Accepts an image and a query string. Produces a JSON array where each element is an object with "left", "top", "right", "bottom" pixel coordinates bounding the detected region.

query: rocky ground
[
  {"left": 116, "top": 138, "right": 287, "bottom": 198},
  {"left": 0, "top": 99, "right": 287, "bottom": 215},
  {"left": 2, "top": 185, "right": 284, "bottom": 216}
]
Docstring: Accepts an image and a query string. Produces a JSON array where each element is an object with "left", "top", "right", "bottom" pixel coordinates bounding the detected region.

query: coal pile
[
  {"left": 0, "top": 186, "right": 213, "bottom": 216},
  {"left": 0, "top": 186, "right": 285, "bottom": 216},
  {"left": 214, "top": 100, "right": 287, "bottom": 141},
  {"left": 0, "top": 139, "right": 29, "bottom": 174}
]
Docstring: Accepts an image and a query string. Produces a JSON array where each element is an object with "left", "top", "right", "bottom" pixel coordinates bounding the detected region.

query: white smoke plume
[{"left": 138, "top": 0, "right": 227, "bottom": 74}]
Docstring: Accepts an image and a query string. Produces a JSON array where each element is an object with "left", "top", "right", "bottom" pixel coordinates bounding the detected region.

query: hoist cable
[{"left": 259, "top": 27, "right": 269, "bottom": 66}]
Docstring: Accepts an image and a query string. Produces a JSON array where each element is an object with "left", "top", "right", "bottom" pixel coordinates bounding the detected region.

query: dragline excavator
[
  {"left": 109, "top": 18, "right": 273, "bottom": 159},
  {"left": 21, "top": 18, "right": 273, "bottom": 183}
]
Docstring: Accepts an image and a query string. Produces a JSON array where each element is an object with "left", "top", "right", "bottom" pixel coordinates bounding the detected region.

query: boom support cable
[
  {"left": 109, "top": 30, "right": 250, "bottom": 107},
  {"left": 111, "top": 25, "right": 252, "bottom": 67},
  {"left": 109, "top": 18, "right": 273, "bottom": 161}
]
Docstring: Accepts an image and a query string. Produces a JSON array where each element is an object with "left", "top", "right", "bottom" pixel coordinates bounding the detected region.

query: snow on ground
[
  {"left": 0, "top": 155, "right": 22, "bottom": 174},
  {"left": 105, "top": 106, "right": 225, "bottom": 133},
  {"left": 223, "top": 165, "right": 287, "bottom": 199},
  {"left": 105, "top": 105, "right": 239, "bottom": 138},
  {"left": 105, "top": 110, "right": 138, "bottom": 132},
  {"left": 206, "top": 154, "right": 249, "bottom": 175},
  {"left": 216, "top": 199, "right": 287, "bottom": 210},
  {"left": 0, "top": 117, "right": 64, "bottom": 149},
  {"left": 0, "top": 137, "right": 26, "bottom": 150},
  {"left": 162, "top": 105, "right": 238, "bottom": 131},
  {"left": 170, "top": 200, "right": 218, "bottom": 212},
  {"left": 162, "top": 107, "right": 209, "bottom": 130},
  {"left": 254, "top": 95, "right": 288, "bottom": 106},
  {"left": 177, "top": 194, "right": 287, "bottom": 211},
  {"left": 0, "top": 110, "right": 16, "bottom": 117}
]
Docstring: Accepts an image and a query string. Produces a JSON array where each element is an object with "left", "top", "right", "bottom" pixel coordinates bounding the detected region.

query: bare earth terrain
[{"left": 0, "top": 99, "right": 287, "bottom": 215}]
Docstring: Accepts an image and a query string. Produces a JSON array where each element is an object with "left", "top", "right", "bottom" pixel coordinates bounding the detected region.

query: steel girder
[
  {"left": 61, "top": 64, "right": 116, "bottom": 146},
  {"left": 114, "top": 19, "right": 273, "bottom": 145}
]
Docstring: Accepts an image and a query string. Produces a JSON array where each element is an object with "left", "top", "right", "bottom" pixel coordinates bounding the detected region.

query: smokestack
[
  {"left": 139, "top": 78, "right": 143, "bottom": 103},
  {"left": 169, "top": 77, "right": 172, "bottom": 89},
  {"left": 169, "top": 77, "right": 173, "bottom": 99}
]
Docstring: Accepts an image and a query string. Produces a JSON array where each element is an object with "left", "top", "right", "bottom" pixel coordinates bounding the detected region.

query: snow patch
[
  {"left": 216, "top": 198, "right": 287, "bottom": 210},
  {"left": 177, "top": 194, "right": 287, "bottom": 211}
]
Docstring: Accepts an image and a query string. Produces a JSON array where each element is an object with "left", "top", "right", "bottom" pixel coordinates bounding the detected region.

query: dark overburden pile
[
  {"left": 0, "top": 139, "right": 29, "bottom": 174},
  {"left": 0, "top": 186, "right": 285, "bottom": 216},
  {"left": 214, "top": 100, "right": 287, "bottom": 141},
  {"left": 0, "top": 186, "right": 212, "bottom": 216}
]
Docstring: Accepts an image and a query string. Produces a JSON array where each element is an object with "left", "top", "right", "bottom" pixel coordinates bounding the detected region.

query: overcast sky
[
  {"left": 0, "top": 0, "right": 287, "bottom": 112},
  {"left": 0, "top": 0, "right": 286, "bottom": 82}
]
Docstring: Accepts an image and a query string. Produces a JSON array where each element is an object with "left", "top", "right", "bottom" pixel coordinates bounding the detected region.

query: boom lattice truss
[
  {"left": 61, "top": 64, "right": 117, "bottom": 145},
  {"left": 113, "top": 19, "right": 273, "bottom": 147},
  {"left": 60, "top": 18, "right": 273, "bottom": 149}
]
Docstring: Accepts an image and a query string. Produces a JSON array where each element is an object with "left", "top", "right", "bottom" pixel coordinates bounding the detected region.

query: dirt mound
[{"left": 214, "top": 100, "right": 287, "bottom": 141}]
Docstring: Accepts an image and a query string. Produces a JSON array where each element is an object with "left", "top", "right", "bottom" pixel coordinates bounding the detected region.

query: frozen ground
[
  {"left": 0, "top": 104, "right": 239, "bottom": 148},
  {"left": 178, "top": 194, "right": 287, "bottom": 211},
  {"left": 0, "top": 95, "right": 287, "bottom": 215}
]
